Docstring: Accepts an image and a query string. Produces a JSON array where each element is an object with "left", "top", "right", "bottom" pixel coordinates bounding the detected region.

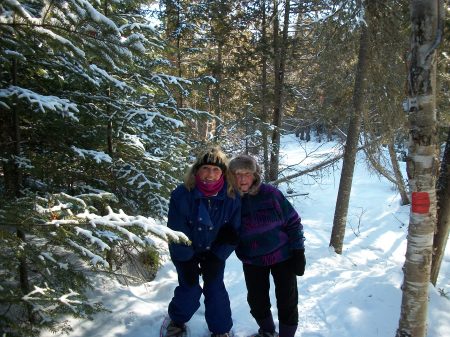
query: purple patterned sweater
[{"left": 235, "top": 183, "right": 305, "bottom": 266}]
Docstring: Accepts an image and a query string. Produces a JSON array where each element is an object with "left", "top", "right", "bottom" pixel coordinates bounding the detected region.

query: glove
[
  {"left": 214, "top": 225, "right": 239, "bottom": 245},
  {"left": 291, "top": 249, "right": 306, "bottom": 276},
  {"left": 199, "top": 251, "right": 225, "bottom": 283},
  {"left": 177, "top": 258, "right": 200, "bottom": 286}
]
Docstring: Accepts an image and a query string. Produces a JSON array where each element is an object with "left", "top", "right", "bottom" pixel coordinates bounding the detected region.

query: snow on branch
[
  {"left": 37, "top": 202, "right": 77, "bottom": 215},
  {"left": 36, "top": 193, "right": 88, "bottom": 215},
  {"left": 77, "top": 206, "right": 190, "bottom": 244},
  {"left": 157, "top": 74, "right": 193, "bottom": 86},
  {"left": 1, "top": 0, "right": 41, "bottom": 24},
  {"left": 150, "top": 74, "right": 192, "bottom": 98},
  {"left": 71, "top": 146, "right": 112, "bottom": 163},
  {"left": 76, "top": 192, "right": 118, "bottom": 204},
  {"left": 39, "top": 252, "right": 69, "bottom": 270},
  {"left": 122, "top": 133, "right": 146, "bottom": 151},
  {"left": 89, "top": 64, "right": 133, "bottom": 91},
  {"left": 22, "top": 285, "right": 54, "bottom": 301},
  {"left": 30, "top": 194, "right": 189, "bottom": 268},
  {"left": 4, "top": 49, "right": 27, "bottom": 61},
  {"left": 58, "top": 289, "right": 82, "bottom": 312},
  {"left": 119, "top": 23, "right": 158, "bottom": 35},
  {"left": 130, "top": 170, "right": 163, "bottom": 189},
  {"left": 0, "top": 86, "right": 79, "bottom": 119},
  {"left": 74, "top": 226, "right": 111, "bottom": 251},
  {"left": 72, "top": 0, "right": 120, "bottom": 36},
  {"left": 22, "top": 285, "right": 83, "bottom": 314},
  {"left": 67, "top": 239, "right": 110, "bottom": 268},
  {"left": 121, "top": 32, "right": 146, "bottom": 53},
  {"left": 126, "top": 108, "right": 184, "bottom": 128},
  {"left": 115, "top": 161, "right": 163, "bottom": 189},
  {"left": 34, "top": 26, "right": 86, "bottom": 58}
]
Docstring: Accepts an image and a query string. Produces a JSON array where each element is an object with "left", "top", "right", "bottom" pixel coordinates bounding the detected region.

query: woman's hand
[
  {"left": 291, "top": 249, "right": 306, "bottom": 276},
  {"left": 177, "top": 258, "right": 201, "bottom": 286},
  {"left": 214, "top": 225, "right": 239, "bottom": 245}
]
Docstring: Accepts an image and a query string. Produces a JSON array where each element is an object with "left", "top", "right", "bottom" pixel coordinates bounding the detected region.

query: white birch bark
[{"left": 396, "top": 1, "right": 440, "bottom": 336}]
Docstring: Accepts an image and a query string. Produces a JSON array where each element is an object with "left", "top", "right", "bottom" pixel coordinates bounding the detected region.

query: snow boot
[
  {"left": 278, "top": 323, "right": 297, "bottom": 337},
  {"left": 252, "top": 329, "right": 279, "bottom": 337},
  {"left": 164, "top": 320, "right": 188, "bottom": 337}
]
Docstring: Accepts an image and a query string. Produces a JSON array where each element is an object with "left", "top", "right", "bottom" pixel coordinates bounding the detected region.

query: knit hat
[
  {"left": 229, "top": 154, "right": 262, "bottom": 195},
  {"left": 192, "top": 146, "right": 228, "bottom": 173}
]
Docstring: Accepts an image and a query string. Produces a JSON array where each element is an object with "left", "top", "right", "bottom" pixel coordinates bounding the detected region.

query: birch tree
[{"left": 396, "top": 0, "right": 440, "bottom": 336}]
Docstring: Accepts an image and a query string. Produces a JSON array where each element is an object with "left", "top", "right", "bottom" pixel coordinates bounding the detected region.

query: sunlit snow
[{"left": 40, "top": 134, "right": 450, "bottom": 337}]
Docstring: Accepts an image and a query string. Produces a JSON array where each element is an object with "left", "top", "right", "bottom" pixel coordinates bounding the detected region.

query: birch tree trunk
[
  {"left": 329, "top": 23, "right": 369, "bottom": 254},
  {"left": 396, "top": 1, "right": 440, "bottom": 336}
]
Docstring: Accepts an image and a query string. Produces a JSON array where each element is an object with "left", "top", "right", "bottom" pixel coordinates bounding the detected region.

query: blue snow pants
[{"left": 168, "top": 255, "right": 232, "bottom": 334}]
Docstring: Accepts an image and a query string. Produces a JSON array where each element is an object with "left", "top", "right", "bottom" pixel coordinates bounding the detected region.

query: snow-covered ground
[{"left": 41, "top": 134, "right": 450, "bottom": 337}]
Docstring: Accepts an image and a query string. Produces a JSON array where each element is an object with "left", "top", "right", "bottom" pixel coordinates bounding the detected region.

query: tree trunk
[
  {"left": 430, "top": 129, "right": 450, "bottom": 285},
  {"left": 17, "top": 228, "right": 35, "bottom": 322},
  {"left": 106, "top": 87, "right": 113, "bottom": 155},
  {"left": 104, "top": 3, "right": 114, "bottom": 156},
  {"left": 364, "top": 146, "right": 398, "bottom": 185},
  {"left": 2, "top": 58, "right": 22, "bottom": 197},
  {"left": 329, "top": 24, "right": 369, "bottom": 254},
  {"left": 396, "top": 1, "right": 439, "bottom": 336},
  {"left": 213, "top": 40, "right": 223, "bottom": 140},
  {"left": 164, "top": 0, "right": 183, "bottom": 107},
  {"left": 260, "top": 0, "right": 270, "bottom": 181},
  {"left": 388, "top": 140, "right": 410, "bottom": 205},
  {"left": 269, "top": 0, "right": 289, "bottom": 182},
  {"left": 176, "top": 12, "right": 183, "bottom": 108},
  {"left": 3, "top": 59, "right": 33, "bottom": 321}
]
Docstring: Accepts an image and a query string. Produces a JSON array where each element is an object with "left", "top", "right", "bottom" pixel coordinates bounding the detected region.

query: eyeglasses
[{"left": 234, "top": 172, "right": 253, "bottom": 179}]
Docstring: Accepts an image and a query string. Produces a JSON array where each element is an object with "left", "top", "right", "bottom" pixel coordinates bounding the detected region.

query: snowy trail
[{"left": 40, "top": 135, "right": 450, "bottom": 337}]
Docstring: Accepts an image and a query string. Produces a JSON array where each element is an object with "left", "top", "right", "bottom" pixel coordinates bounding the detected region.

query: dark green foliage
[{"left": 0, "top": 0, "right": 196, "bottom": 335}]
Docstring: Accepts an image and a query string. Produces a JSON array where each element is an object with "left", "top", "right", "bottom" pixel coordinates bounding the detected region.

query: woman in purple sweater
[{"left": 229, "top": 154, "right": 305, "bottom": 337}]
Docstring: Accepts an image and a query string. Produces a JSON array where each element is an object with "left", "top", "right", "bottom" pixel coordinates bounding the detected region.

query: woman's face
[
  {"left": 233, "top": 169, "right": 255, "bottom": 193},
  {"left": 197, "top": 165, "right": 223, "bottom": 183}
]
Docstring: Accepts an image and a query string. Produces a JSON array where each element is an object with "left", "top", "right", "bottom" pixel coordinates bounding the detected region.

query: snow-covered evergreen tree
[{"left": 0, "top": 0, "right": 198, "bottom": 335}]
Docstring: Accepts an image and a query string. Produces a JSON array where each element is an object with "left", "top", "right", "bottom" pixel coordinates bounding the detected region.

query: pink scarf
[{"left": 195, "top": 174, "right": 225, "bottom": 196}]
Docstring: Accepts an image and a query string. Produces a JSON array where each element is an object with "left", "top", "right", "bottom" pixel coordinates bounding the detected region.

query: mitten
[
  {"left": 177, "top": 258, "right": 200, "bottom": 286},
  {"left": 291, "top": 249, "right": 306, "bottom": 276},
  {"left": 214, "top": 225, "right": 239, "bottom": 245}
]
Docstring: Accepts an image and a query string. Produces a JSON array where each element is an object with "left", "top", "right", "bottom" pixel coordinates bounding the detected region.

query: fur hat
[
  {"left": 229, "top": 154, "right": 262, "bottom": 195},
  {"left": 192, "top": 147, "right": 227, "bottom": 173},
  {"left": 184, "top": 146, "right": 236, "bottom": 198}
]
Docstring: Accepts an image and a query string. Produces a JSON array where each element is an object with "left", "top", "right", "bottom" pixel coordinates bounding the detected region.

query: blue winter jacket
[{"left": 167, "top": 181, "right": 241, "bottom": 262}]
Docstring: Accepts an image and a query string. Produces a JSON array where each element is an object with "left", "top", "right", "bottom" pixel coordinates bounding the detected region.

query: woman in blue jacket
[{"left": 163, "top": 146, "right": 241, "bottom": 337}]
